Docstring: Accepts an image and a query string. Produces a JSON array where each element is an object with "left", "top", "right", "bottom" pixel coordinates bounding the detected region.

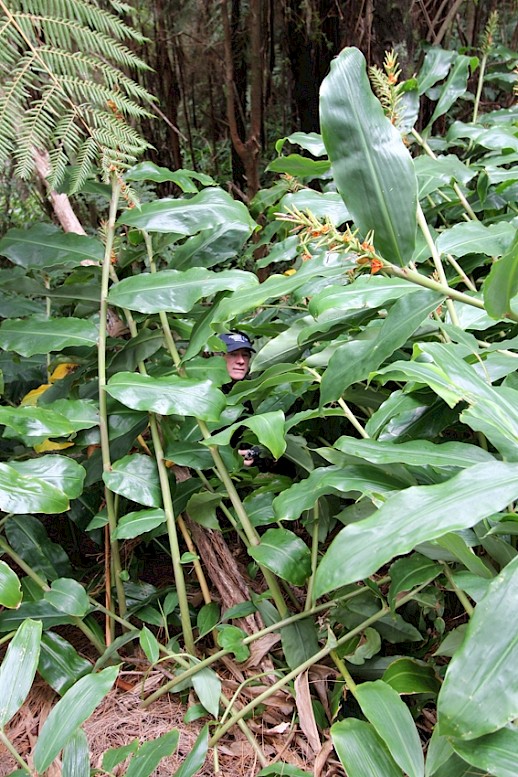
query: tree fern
[{"left": 0, "top": 0, "right": 155, "bottom": 191}]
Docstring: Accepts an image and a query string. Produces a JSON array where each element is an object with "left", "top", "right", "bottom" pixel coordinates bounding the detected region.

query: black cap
[{"left": 218, "top": 332, "right": 255, "bottom": 353}]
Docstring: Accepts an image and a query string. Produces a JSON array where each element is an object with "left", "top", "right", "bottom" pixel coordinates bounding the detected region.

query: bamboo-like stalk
[
  {"left": 304, "top": 500, "right": 320, "bottom": 610},
  {"left": 98, "top": 178, "right": 126, "bottom": 627},
  {"left": 417, "top": 202, "right": 460, "bottom": 327},
  {"left": 303, "top": 366, "right": 369, "bottom": 438},
  {"left": 0, "top": 729, "right": 32, "bottom": 774},
  {"left": 442, "top": 562, "right": 474, "bottom": 617}
]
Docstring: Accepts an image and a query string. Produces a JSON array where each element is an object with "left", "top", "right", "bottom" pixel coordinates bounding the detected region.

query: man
[{"left": 217, "top": 331, "right": 272, "bottom": 469}]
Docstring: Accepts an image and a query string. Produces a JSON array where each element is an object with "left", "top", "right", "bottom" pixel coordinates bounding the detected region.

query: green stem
[
  {"left": 303, "top": 366, "right": 369, "bottom": 438},
  {"left": 149, "top": 414, "right": 195, "bottom": 654},
  {"left": 473, "top": 53, "right": 487, "bottom": 124},
  {"left": 98, "top": 177, "right": 126, "bottom": 621},
  {"left": 417, "top": 203, "right": 460, "bottom": 327},
  {"left": 305, "top": 501, "right": 320, "bottom": 610},
  {"left": 0, "top": 729, "right": 32, "bottom": 774},
  {"left": 330, "top": 650, "right": 358, "bottom": 697},
  {"left": 442, "top": 562, "right": 474, "bottom": 617},
  {"left": 445, "top": 253, "right": 477, "bottom": 292}
]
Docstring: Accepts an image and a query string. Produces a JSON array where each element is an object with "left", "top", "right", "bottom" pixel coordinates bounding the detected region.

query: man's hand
[{"left": 238, "top": 446, "right": 258, "bottom": 467}]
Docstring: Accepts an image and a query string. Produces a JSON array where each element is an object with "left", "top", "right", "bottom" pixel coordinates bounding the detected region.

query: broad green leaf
[
  {"left": 139, "top": 626, "right": 160, "bottom": 664},
  {"left": 0, "top": 317, "right": 98, "bottom": 357},
  {"left": 33, "top": 665, "right": 119, "bottom": 773},
  {"left": 436, "top": 533, "right": 494, "bottom": 579},
  {"left": 191, "top": 666, "right": 221, "bottom": 718},
  {"left": 484, "top": 232, "right": 518, "bottom": 319},
  {"left": 0, "top": 560, "right": 21, "bottom": 608},
  {"left": 320, "top": 290, "right": 441, "bottom": 403},
  {"left": 0, "top": 601, "right": 74, "bottom": 632},
  {"left": 436, "top": 221, "right": 516, "bottom": 258},
  {"left": 106, "top": 373, "right": 225, "bottom": 422},
  {"left": 320, "top": 47, "right": 417, "bottom": 266},
  {"left": 450, "top": 727, "right": 518, "bottom": 777},
  {"left": 336, "top": 593, "right": 422, "bottom": 644},
  {"left": 62, "top": 728, "right": 89, "bottom": 777},
  {"left": 356, "top": 680, "right": 424, "bottom": 777},
  {"left": 6, "top": 514, "right": 72, "bottom": 581},
  {"left": 427, "top": 54, "right": 471, "bottom": 126},
  {"left": 414, "top": 155, "right": 475, "bottom": 198},
  {"left": 43, "top": 399, "right": 99, "bottom": 432},
  {"left": 117, "top": 187, "right": 256, "bottom": 234},
  {"left": 438, "top": 555, "right": 518, "bottom": 739},
  {"left": 0, "top": 405, "right": 75, "bottom": 439},
  {"left": 258, "top": 765, "right": 312, "bottom": 777},
  {"left": 217, "top": 625, "right": 250, "bottom": 662},
  {"left": 334, "top": 436, "right": 494, "bottom": 469},
  {"left": 0, "top": 224, "right": 103, "bottom": 269},
  {"left": 0, "top": 619, "right": 42, "bottom": 726},
  {"left": 0, "top": 463, "right": 69, "bottom": 514},
  {"left": 103, "top": 454, "right": 161, "bottom": 508},
  {"left": 125, "top": 730, "right": 180, "bottom": 777},
  {"left": 173, "top": 724, "right": 208, "bottom": 777},
  {"left": 273, "top": 464, "right": 409, "bottom": 522},
  {"left": 388, "top": 554, "right": 442, "bottom": 609},
  {"left": 113, "top": 509, "right": 166, "bottom": 539},
  {"left": 9, "top": 456, "right": 86, "bottom": 499},
  {"left": 331, "top": 718, "right": 402, "bottom": 777},
  {"left": 425, "top": 728, "right": 455, "bottom": 777},
  {"left": 383, "top": 658, "right": 442, "bottom": 695},
  {"left": 172, "top": 221, "right": 253, "bottom": 271},
  {"left": 126, "top": 161, "right": 214, "bottom": 188},
  {"left": 309, "top": 276, "right": 422, "bottom": 318},
  {"left": 417, "top": 47, "right": 457, "bottom": 95},
  {"left": 281, "top": 617, "right": 320, "bottom": 671},
  {"left": 275, "top": 131, "right": 326, "bottom": 156},
  {"left": 314, "top": 461, "right": 518, "bottom": 597},
  {"left": 278, "top": 190, "right": 350, "bottom": 225},
  {"left": 341, "top": 627, "right": 381, "bottom": 665},
  {"left": 185, "top": 492, "right": 221, "bottom": 530},
  {"left": 44, "top": 578, "right": 89, "bottom": 617},
  {"left": 204, "top": 410, "right": 286, "bottom": 460},
  {"left": 248, "top": 528, "right": 311, "bottom": 586},
  {"left": 164, "top": 441, "right": 214, "bottom": 469},
  {"left": 197, "top": 602, "right": 220, "bottom": 637},
  {"left": 102, "top": 741, "right": 139, "bottom": 773},
  {"left": 39, "top": 632, "right": 92, "bottom": 695},
  {"left": 267, "top": 153, "right": 330, "bottom": 178}
]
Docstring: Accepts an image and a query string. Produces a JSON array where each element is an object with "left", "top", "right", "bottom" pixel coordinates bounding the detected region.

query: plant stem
[
  {"left": 417, "top": 203, "right": 460, "bottom": 327},
  {"left": 330, "top": 650, "right": 358, "bottom": 696},
  {"left": 305, "top": 501, "right": 320, "bottom": 610},
  {"left": 98, "top": 177, "right": 126, "bottom": 623},
  {"left": 0, "top": 729, "right": 32, "bottom": 774},
  {"left": 442, "top": 562, "right": 474, "bottom": 616},
  {"left": 473, "top": 53, "right": 487, "bottom": 124},
  {"left": 303, "top": 366, "right": 369, "bottom": 438}
]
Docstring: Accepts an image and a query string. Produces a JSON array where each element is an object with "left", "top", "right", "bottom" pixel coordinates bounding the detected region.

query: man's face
[{"left": 224, "top": 348, "right": 251, "bottom": 380}]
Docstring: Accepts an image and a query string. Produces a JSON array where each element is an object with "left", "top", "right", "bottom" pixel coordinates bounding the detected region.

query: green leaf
[
  {"left": 0, "top": 317, "right": 98, "bottom": 357},
  {"left": 383, "top": 658, "right": 441, "bottom": 695},
  {"left": 125, "top": 730, "right": 180, "bottom": 777},
  {"left": 450, "top": 727, "right": 518, "bottom": 777},
  {"left": 0, "top": 405, "right": 75, "bottom": 439},
  {"left": 438, "top": 555, "right": 518, "bottom": 739},
  {"left": 314, "top": 461, "right": 518, "bottom": 597},
  {"left": 0, "top": 560, "right": 22, "bottom": 608},
  {"left": 62, "top": 728, "right": 90, "bottom": 777},
  {"left": 172, "top": 221, "right": 254, "bottom": 271},
  {"left": 103, "top": 454, "right": 161, "bottom": 508},
  {"left": 281, "top": 618, "right": 320, "bottom": 670},
  {"left": 334, "top": 436, "right": 493, "bottom": 469},
  {"left": 33, "top": 665, "right": 119, "bottom": 773},
  {"left": 139, "top": 626, "right": 160, "bottom": 664},
  {"left": 197, "top": 602, "right": 220, "bottom": 637},
  {"left": 106, "top": 373, "right": 225, "bottom": 422},
  {"left": 258, "top": 765, "right": 312, "bottom": 777},
  {"left": 273, "top": 464, "right": 408, "bottom": 523},
  {"left": 191, "top": 667, "right": 221, "bottom": 718},
  {"left": 388, "top": 554, "right": 441, "bottom": 610},
  {"left": 248, "top": 528, "right": 311, "bottom": 586},
  {"left": 417, "top": 47, "right": 457, "bottom": 95},
  {"left": 309, "top": 276, "right": 422, "bottom": 318},
  {"left": 278, "top": 190, "right": 350, "bottom": 224},
  {"left": 267, "top": 154, "right": 330, "bottom": 178},
  {"left": 44, "top": 578, "right": 89, "bottom": 617},
  {"left": 126, "top": 161, "right": 214, "bottom": 189},
  {"left": 0, "top": 619, "right": 42, "bottom": 726},
  {"left": 39, "top": 632, "right": 92, "bottom": 695},
  {"left": 0, "top": 601, "right": 74, "bottom": 632},
  {"left": 6, "top": 514, "right": 72, "bottom": 581},
  {"left": 173, "top": 724, "right": 208, "bottom": 777},
  {"left": 484, "top": 232, "right": 518, "bottom": 319},
  {"left": 9, "top": 456, "right": 86, "bottom": 499},
  {"left": 0, "top": 224, "right": 103, "bottom": 269},
  {"left": 217, "top": 625, "right": 250, "bottom": 662},
  {"left": 320, "top": 47, "right": 417, "bottom": 266},
  {"left": 437, "top": 221, "right": 516, "bottom": 259},
  {"left": 427, "top": 55, "right": 471, "bottom": 126},
  {"left": 108, "top": 267, "right": 257, "bottom": 314},
  {"left": 356, "top": 680, "right": 424, "bottom": 777},
  {"left": 331, "top": 718, "right": 402, "bottom": 777},
  {"left": 185, "top": 493, "right": 221, "bottom": 530},
  {"left": 113, "top": 509, "right": 166, "bottom": 539},
  {"left": 102, "top": 741, "right": 139, "bottom": 773},
  {"left": 320, "top": 289, "right": 441, "bottom": 403},
  {"left": 117, "top": 187, "right": 256, "bottom": 234},
  {"left": 0, "top": 463, "right": 69, "bottom": 514},
  {"left": 275, "top": 131, "right": 326, "bottom": 156},
  {"left": 414, "top": 155, "right": 475, "bottom": 199},
  {"left": 204, "top": 410, "right": 287, "bottom": 460}
]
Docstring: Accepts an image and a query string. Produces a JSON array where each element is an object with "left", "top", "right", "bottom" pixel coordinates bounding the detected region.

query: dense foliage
[{"left": 0, "top": 6, "right": 518, "bottom": 777}]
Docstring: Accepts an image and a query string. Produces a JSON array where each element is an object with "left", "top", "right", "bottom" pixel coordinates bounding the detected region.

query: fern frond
[
  {"left": 15, "top": 84, "right": 60, "bottom": 177},
  {"left": 57, "top": 75, "right": 152, "bottom": 118},
  {"left": 69, "top": 135, "right": 97, "bottom": 192}
]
